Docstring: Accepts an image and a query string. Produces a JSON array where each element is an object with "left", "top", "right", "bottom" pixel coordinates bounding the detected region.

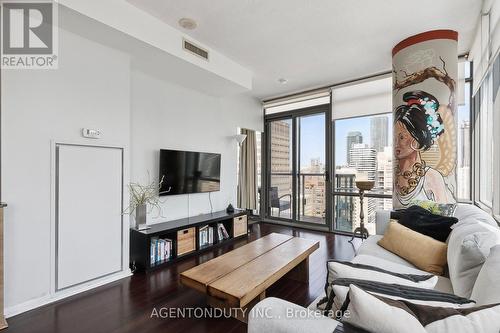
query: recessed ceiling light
[
  {"left": 178, "top": 18, "right": 197, "bottom": 30},
  {"left": 278, "top": 78, "right": 288, "bottom": 84}
]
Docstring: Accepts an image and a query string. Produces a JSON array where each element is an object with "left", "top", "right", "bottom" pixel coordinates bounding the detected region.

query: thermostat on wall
[{"left": 82, "top": 128, "right": 102, "bottom": 139}]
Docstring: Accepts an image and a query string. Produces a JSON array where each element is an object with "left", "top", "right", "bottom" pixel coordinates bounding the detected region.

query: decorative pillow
[
  {"left": 378, "top": 221, "right": 447, "bottom": 275},
  {"left": 471, "top": 245, "right": 500, "bottom": 306},
  {"left": 318, "top": 278, "right": 474, "bottom": 318},
  {"left": 318, "top": 259, "right": 438, "bottom": 315},
  {"left": 447, "top": 222, "right": 500, "bottom": 298},
  {"left": 323, "top": 258, "right": 438, "bottom": 296},
  {"left": 343, "top": 285, "right": 500, "bottom": 333},
  {"left": 390, "top": 205, "right": 458, "bottom": 242},
  {"left": 409, "top": 200, "right": 457, "bottom": 217}
]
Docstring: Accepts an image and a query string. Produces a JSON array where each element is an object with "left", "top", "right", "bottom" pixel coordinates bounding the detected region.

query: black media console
[{"left": 130, "top": 209, "right": 248, "bottom": 272}]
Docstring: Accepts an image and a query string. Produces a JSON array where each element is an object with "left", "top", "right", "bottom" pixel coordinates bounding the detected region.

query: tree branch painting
[{"left": 393, "top": 58, "right": 456, "bottom": 113}]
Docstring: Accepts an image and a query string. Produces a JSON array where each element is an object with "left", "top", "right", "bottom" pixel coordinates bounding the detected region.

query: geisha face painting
[{"left": 394, "top": 90, "right": 455, "bottom": 206}]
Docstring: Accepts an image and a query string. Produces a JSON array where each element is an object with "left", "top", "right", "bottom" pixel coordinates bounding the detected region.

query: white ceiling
[{"left": 127, "top": 0, "right": 482, "bottom": 100}]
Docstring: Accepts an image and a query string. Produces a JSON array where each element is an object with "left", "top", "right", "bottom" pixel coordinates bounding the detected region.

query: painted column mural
[{"left": 392, "top": 30, "right": 458, "bottom": 208}]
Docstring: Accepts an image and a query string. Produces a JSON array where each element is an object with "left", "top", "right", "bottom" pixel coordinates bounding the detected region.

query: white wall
[
  {"left": 2, "top": 26, "right": 131, "bottom": 315},
  {"left": 130, "top": 69, "right": 261, "bottom": 223},
  {"left": 1, "top": 11, "right": 262, "bottom": 316}
]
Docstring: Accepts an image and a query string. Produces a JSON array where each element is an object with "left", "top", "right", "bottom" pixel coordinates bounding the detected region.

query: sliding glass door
[
  {"left": 268, "top": 118, "right": 293, "bottom": 219},
  {"left": 297, "top": 113, "right": 326, "bottom": 224},
  {"left": 265, "top": 106, "right": 328, "bottom": 226}
]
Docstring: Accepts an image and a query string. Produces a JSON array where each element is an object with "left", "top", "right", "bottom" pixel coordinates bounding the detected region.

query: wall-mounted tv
[{"left": 159, "top": 149, "right": 221, "bottom": 196}]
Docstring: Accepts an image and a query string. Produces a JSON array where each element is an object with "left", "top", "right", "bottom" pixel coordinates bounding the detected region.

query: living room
[{"left": 0, "top": 0, "right": 499, "bottom": 332}]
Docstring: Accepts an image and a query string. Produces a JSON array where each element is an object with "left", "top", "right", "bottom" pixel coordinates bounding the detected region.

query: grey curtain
[{"left": 237, "top": 129, "right": 257, "bottom": 209}]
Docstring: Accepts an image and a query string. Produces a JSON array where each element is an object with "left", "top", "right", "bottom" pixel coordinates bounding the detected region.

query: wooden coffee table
[{"left": 180, "top": 233, "right": 319, "bottom": 322}]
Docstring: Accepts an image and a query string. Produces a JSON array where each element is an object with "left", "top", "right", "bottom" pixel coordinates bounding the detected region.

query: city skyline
[
  {"left": 336, "top": 115, "right": 393, "bottom": 166},
  {"left": 268, "top": 109, "right": 472, "bottom": 229}
]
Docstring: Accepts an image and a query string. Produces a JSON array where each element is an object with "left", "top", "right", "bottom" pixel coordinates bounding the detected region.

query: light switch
[{"left": 82, "top": 128, "right": 101, "bottom": 139}]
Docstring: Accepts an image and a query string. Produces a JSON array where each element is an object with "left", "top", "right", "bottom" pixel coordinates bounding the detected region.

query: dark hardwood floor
[{"left": 5, "top": 222, "right": 361, "bottom": 333}]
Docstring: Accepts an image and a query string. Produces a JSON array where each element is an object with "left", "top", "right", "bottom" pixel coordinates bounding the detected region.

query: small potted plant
[{"left": 124, "top": 174, "right": 169, "bottom": 230}]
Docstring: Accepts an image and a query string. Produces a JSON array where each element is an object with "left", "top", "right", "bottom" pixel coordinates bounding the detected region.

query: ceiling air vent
[{"left": 183, "top": 39, "right": 209, "bottom": 61}]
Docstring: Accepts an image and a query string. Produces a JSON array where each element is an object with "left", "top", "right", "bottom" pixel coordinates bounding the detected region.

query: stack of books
[
  {"left": 217, "top": 223, "right": 230, "bottom": 241},
  {"left": 199, "top": 225, "right": 214, "bottom": 247},
  {"left": 150, "top": 237, "right": 173, "bottom": 265}
]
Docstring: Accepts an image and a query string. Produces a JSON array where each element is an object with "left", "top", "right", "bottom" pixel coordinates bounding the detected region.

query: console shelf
[{"left": 130, "top": 209, "right": 248, "bottom": 272}]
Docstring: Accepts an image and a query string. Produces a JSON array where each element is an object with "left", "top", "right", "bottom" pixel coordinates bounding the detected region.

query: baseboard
[{"left": 5, "top": 270, "right": 132, "bottom": 318}]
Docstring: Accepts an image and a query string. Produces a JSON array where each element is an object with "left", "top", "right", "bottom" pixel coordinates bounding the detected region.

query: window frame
[
  {"left": 457, "top": 62, "right": 473, "bottom": 203},
  {"left": 473, "top": 64, "right": 494, "bottom": 211},
  {"left": 262, "top": 103, "right": 332, "bottom": 231}
]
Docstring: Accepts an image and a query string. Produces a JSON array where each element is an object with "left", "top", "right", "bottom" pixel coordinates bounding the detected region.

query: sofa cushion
[
  {"left": 325, "top": 278, "right": 473, "bottom": 318},
  {"left": 343, "top": 285, "right": 427, "bottom": 333},
  {"left": 391, "top": 206, "right": 458, "bottom": 242},
  {"left": 327, "top": 259, "right": 437, "bottom": 287},
  {"left": 447, "top": 222, "right": 500, "bottom": 298},
  {"left": 325, "top": 256, "right": 438, "bottom": 293},
  {"left": 378, "top": 221, "right": 448, "bottom": 275},
  {"left": 320, "top": 256, "right": 439, "bottom": 315},
  {"left": 351, "top": 254, "right": 431, "bottom": 277},
  {"left": 352, "top": 254, "right": 454, "bottom": 294},
  {"left": 356, "top": 235, "right": 417, "bottom": 268},
  {"left": 343, "top": 285, "right": 500, "bottom": 333},
  {"left": 471, "top": 245, "right": 500, "bottom": 306}
]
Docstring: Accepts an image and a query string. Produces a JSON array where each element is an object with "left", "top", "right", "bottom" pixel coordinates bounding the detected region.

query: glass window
[
  {"left": 334, "top": 114, "right": 393, "bottom": 233},
  {"left": 256, "top": 132, "right": 262, "bottom": 214},
  {"left": 479, "top": 73, "right": 494, "bottom": 207},
  {"left": 457, "top": 82, "right": 471, "bottom": 200},
  {"left": 268, "top": 119, "right": 293, "bottom": 219},
  {"left": 457, "top": 61, "right": 472, "bottom": 201},
  {"left": 297, "top": 113, "right": 326, "bottom": 224}
]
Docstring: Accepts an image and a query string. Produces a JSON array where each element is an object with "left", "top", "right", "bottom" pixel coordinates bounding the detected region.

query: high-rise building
[
  {"left": 376, "top": 146, "right": 393, "bottom": 211},
  {"left": 302, "top": 158, "right": 326, "bottom": 221},
  {"left": 270, "top": 121, "right": 291, "bottom": 173},
  {"left": 334, "top": 167, "right": 356, "bottom": 232},
  {"left": 348, "top": 143, "right": 377, "bottom": 231},
  {"left": 348, "top": 143, "right": 377, "bottom": 180},
  {"left": 346, "top": 131, "right": 363, "bottom": 165},
  {"left": 370, "top": 116, "right": 389, "bottom": 152},
  {"left": 270, "top": 121, "right": 292, "bottom": 217}
]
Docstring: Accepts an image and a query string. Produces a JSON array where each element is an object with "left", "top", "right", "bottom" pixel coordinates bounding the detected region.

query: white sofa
[{"left": 248, "top": 204, "right": 500, "bottom": 333}]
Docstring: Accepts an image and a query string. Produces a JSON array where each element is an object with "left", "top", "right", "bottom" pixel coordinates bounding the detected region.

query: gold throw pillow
[{"left": 377, "top": 220, "right": 447, "bottom": 275}]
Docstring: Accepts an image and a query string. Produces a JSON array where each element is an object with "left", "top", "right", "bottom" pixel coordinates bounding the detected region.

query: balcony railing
[
  {"left": 265, "top": 176, "right": 393, "bottom": 231},
  {"left": 298, "top": 173, "right": 325, "bottom": 224},
  {"left": 333, "top": 187, "right": 392, "bottom": 234}
]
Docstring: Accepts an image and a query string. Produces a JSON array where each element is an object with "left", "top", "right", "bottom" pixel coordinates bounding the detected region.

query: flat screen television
[{"left": 159, "top": 149, "right": 221, "bottom": 196}]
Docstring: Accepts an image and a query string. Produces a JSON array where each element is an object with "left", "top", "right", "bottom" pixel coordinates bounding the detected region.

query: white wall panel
[{"left": 56, "top": 145, "right": 123, "bottom": 290}]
